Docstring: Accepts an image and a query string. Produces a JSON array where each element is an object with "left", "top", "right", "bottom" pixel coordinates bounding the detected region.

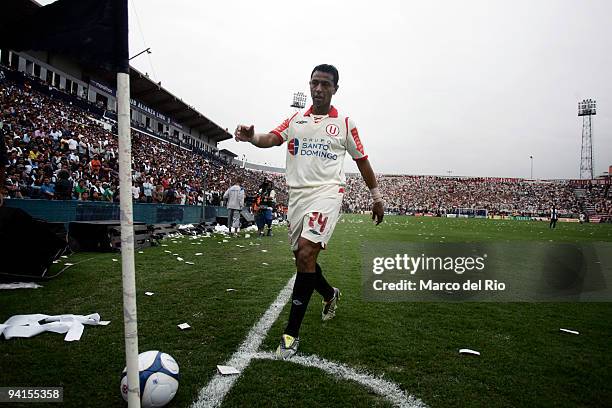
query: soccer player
[
  {"left": 235, "top": 64, "right": 385, "bottom": 359},
  {"left": 550, "top": 205, "right": 558, "bottom": 229}
]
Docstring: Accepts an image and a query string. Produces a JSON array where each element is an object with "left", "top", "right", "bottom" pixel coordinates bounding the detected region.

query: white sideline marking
[
  {"left": 254, "top": 352, "right": 427, "bottom": 408},
  {"left": 192, "top": 274, "right": 427, "bottom": 408},
  {"left": 191, "top": 275, "right": 295, "bottom": 408}
]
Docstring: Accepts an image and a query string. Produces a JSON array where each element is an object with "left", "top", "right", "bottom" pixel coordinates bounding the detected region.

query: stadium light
[
  {"left": 129, "top": 47, "right": 151, "bottom": 60},
  {"left": 290, "top": 91, "right": 307, "bottom": 109}
]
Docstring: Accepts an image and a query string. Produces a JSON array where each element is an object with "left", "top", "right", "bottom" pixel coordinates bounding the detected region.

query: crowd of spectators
[
  {"left": 1, "top": 72, "right": 610, "bottom": 218},
  {"left": 0, "top": 75, "right": 287, "bottom": 206},
  {"left": 345, "top": 174, "right": 610, "bottom": 217}
]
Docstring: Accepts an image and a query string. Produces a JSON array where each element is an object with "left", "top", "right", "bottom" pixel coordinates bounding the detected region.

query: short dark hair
[{"left": 311, "top": 64, "right": 339, "bottom": 87}]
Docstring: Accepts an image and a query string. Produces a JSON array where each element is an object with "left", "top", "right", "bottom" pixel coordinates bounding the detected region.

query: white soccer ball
[{"left": 120, "top": 350, "right": 179, "bottom": 408}]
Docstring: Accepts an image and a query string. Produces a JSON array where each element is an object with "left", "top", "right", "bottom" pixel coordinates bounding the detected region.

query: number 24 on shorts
[{"left": 308, "top": 212, "right": 328, "bottom": 233}]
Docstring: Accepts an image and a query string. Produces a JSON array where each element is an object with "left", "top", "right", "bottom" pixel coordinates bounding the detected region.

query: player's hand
[
  {"left": 372, "top": 201, "right": 384, "bottom": 225},
  {"left": 234, "top": 125, "right": 254, "bottom": 142}
]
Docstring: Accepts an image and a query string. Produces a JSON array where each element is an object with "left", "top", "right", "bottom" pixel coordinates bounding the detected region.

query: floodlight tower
[
  {"left": 578, "top": 99, "right": 596, "bottom": 179},
  {"left": 291, "top": 91, "right": 307, "bottom": 110}
]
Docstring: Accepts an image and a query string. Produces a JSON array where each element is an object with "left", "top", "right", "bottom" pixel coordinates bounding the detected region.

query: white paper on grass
[
  {"left": 195, "top": 253, "right": 203, "bottom": 256},
  {"left": 177, "top": 257, "right": 184, "bottom": 261},
  {"left": 185, "top": 261, "right": 194, "bottom": 265},
  {"left": 145, "top": 292, "right": 154, "bottom": 296},
  {"left": 560, "top": 328, "right": 579, "bottom": 335},
  {"left": 1, "top": 313, "right": 108, "bottom": 341},
  {"left": 226, "top": 288, "right": 236, "bottom": 292},
  {"left": 177, "top": 323, "right": 191, "bottom": 330},
  {"left": 217, "top": 365, "right": 240, "bottom": 375},
  {"left": 459, "top": 349, "right": 480, "bottom": 356},
  {"left": 0, "top": 282, "right": 43, "bottom": 290}
]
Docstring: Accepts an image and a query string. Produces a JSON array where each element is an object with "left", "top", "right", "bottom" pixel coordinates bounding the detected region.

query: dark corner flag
[
  {"left": 1, "top": 1, "right": 141, "bottom": 406},
  {"left": 0, "top": 0, "right": 128, "bottom": 73}
]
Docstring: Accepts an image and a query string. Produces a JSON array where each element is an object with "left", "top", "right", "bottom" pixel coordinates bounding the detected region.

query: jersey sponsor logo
[
  {"left": 288, "top": 137, "right": 299, "bottom": 156},
  {"left": 299, "top": 138, "right": 338, "bottom": 160},
  {"left": 326, "top": 124, "right": 340, "bottom": 136},
  {"left": 295, "top": 120, "right": 308, "bottom": 124},
  {"left": 351, "top": 127, "right": 365, "bottom": 154}
]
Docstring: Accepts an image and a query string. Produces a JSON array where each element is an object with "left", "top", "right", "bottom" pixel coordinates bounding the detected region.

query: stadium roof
[
  {"left": 219, "top": 149, "right": 238, "bottom": 158},
  {"left": 121, "top": 66, "right": 232, "bottom": 143},
  {"left": 3, "top": 0, "right": 233, "bottom": 145}
]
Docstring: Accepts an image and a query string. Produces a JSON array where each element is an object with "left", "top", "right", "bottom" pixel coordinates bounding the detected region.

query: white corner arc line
[
  {"left": 191, "top": 275, "right": 296, "bottom": 408},
  {"left": 191, "top": 274, "right": 427, "bottom": 408},
  {"left": 252, "top": 352, "right": 427, "bottom": 408}
]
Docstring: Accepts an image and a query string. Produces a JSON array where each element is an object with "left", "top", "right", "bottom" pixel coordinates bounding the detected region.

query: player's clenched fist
[{"left": 234, "top": 125, "right": 254, "bottom": 142}]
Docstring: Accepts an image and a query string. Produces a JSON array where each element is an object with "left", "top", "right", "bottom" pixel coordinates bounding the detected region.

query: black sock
[
  {"left": 284, "top": 272, "right": 316, "bottom": 338},
  {"left": 315, "top": 263, "right": 335, "bottom": 301}
]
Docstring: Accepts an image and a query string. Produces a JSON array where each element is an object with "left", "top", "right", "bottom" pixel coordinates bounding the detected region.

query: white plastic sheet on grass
[{"left": 1, "top": 313, "right": 110, "bottom": 341}]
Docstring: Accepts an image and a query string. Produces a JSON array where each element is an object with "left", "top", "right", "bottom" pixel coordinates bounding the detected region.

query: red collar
[{"left": 303, "top": 105, "right": 338, "bottom": 118}]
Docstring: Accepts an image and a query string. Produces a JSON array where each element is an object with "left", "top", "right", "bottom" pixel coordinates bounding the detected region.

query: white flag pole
[{"left": 117, "top": 70, "right": 141, "bottom": 408}]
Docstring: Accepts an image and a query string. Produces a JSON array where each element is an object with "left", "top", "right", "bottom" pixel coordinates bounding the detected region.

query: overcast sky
[{"left": 39, "top": 0, "right": 612, "bottom": 179}]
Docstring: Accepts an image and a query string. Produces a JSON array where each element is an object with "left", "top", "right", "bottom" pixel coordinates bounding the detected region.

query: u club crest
[{"left": 325, "top": 124, "right": 340, "bottom": 137}]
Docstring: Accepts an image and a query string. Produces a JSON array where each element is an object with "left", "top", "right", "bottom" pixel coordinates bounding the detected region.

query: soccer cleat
[
  {"left": 276, "top": 334, "right": 299, "bottom": 359},
  {"left": 322, "top": 287, "right": 340, "bottom": 321}
]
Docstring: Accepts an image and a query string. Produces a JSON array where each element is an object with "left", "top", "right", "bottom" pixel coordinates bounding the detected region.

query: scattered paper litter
[
  {"left": 262, "top": 262, "right": 269, "bottom": 266},
  {"left": 195, "top": 253, "right": 203, "bottom": 256},
  {"left": 164, "top": 250, "right": 171, "bottom": 253},
  {"left": 459, "top": 348, "right": 480, "bottom": 356},
  {"left": 177, "top": 323, "right": 191, "bottom": 330},
  {"left": 233, "top": 258, "right": 237, "bottom": 261},
  {"left": 560, "top": 328, "right": 579, "bottom": 335},
  {"left": 161, "top": 244, "right": 168, "bottom": 247},
  {"left": 64, "top": 263, "right": 74, "bottom": 266},
  {"left": 173, "top": 253, "right": 179, "bottom": 256},
  {"left": 112, "top": 258, "right": 118, "bottom": 262},
  {"left": 236, "top": 245, "right": 244, "bottom": 248},
  {"left": 261, "top": 249, "right": 268, "bottom": 253},
  {"left": 53, "top": 260, "right": 60, "bottom": 264},
  {"left": 185, "top": 261, "right": 194, "bottom": 265},
  {"left": 138, "top": 251, "right": 144, "bottom": 254},
  {"left": 217, "top": 365, "right": 240, "bottom": 375},
  {"left": 244, "top": 234, "right": 251, "bottom": 238},
  {"left": 0, "top": 282, "right": 43, "bottom": 290},
  {"left": 177, "top": 257, "right": 184, "bottom": 262},
  {"left": 61, "top": 255, "right": 68, "bottom": 259},
  {"left": 226, "top": 288, "right": 236, "bottom": 292},
  {"left": 222, "top": 239, "right": 229, "bottom": 243},
  {"left": 144, "top": 292, "right": 154, "bottom": 296}
]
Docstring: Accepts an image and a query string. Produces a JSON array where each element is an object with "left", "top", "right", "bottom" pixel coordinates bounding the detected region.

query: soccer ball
[{"left": 120, "top": 350, "right": 179, "bottom": 408}]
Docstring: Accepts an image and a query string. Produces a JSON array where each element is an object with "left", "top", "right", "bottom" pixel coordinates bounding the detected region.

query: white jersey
[{"left": 270, "top": 106, "right": 368, "bottom": 189}]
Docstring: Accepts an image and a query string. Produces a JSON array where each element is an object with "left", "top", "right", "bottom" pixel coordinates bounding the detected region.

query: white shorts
[{"left": 287, "top": 184, "right": 344, "bottom": 251}]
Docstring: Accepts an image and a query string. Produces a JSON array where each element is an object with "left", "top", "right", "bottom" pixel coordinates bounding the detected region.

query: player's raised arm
[
  {"left": 356, "top": 158, "right": 385, "bottom": 225},
  {"left": 234, "top": 125, "right": 281, "bottom": 148}
]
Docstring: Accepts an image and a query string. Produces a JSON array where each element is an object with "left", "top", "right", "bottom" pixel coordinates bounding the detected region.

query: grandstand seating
[{"left": 1, "top": 65, "right": 610, "bottom": 221}]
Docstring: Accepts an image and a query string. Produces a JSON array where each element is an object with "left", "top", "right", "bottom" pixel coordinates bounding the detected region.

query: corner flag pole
[
  {"left": 116, "top": 1, "right": 140, "bottom": 407},
  {"left": 118, "top": 71, "right": 140, "bottom": 408}
]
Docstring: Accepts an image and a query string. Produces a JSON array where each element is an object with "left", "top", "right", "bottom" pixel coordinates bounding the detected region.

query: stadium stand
[{"left": 0, "top": 60, "right": 609, "bottom": 223}]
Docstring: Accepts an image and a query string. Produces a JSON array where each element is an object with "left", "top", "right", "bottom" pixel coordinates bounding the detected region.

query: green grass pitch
[{"left": 1, "top": 215, "right": 611, "bottom": 407}]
